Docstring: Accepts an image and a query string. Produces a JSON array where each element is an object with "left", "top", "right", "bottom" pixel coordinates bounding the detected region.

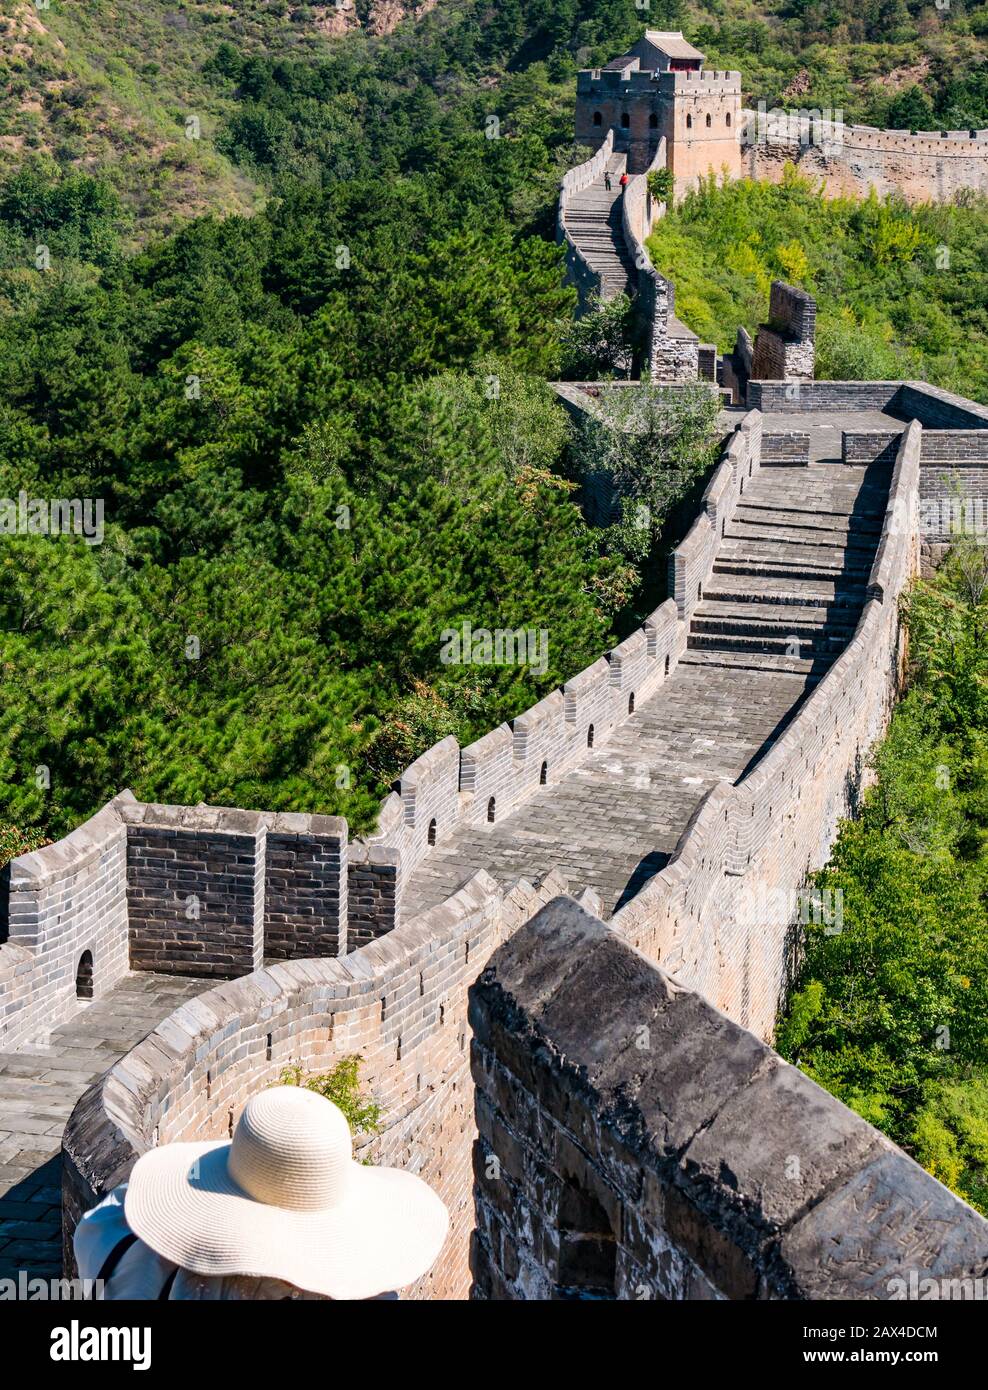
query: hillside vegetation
[
  {"left": 778, "top": 546, "right": 988, "bottom": 1216},
  {"left": 4, "top": 1, "right": 988, "bottom": 239},
  {"left": 646, "top": 168, "right": 988, "bottom": 401},
  {"left": 0, "top": 0, "right": 715, "bottom": 846},
  {"left": 691, "top": 0, "right": 988, "bottom": 127}
]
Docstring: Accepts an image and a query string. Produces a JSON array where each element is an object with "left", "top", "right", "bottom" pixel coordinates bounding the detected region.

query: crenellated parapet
[
  {"left": 741, "top": 108, "right": 988, "bottom": 201},
  {"left": 0, "top": 796, "right": 347, "bottom": 1050},
  {"left": 53, "top": 380, "right": 988, "bottom": 1296}
]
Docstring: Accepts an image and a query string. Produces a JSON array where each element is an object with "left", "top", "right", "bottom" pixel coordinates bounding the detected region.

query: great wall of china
[{"left": 2, "top": 31, "right": 988, "bottom": 1301}]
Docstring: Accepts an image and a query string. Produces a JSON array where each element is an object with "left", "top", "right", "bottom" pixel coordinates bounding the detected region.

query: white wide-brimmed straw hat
[{"left": 124, "top": 1085, "right": 449, "bottom": 1299}]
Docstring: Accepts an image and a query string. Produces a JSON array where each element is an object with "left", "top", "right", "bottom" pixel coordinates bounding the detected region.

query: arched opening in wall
[
  {"left": 649, "top": 113, "right": 658, "bottom": 129},
  {"left": 75, "top": 950, "right": 93, "bottom": 1001},
  {"left": 628, "top": 692, "right": 635, "bottom": 714},
  {"left": 620, "top": 112, "right": 630, "bottom": 129},
  {"left": 706, "top": 114, "right": 712, "bottom": 128},
  {"left": 664, "top": 654, "right": 670, "bottom": 676},
  {"left": 540, "top": 760, "right": 548, "bottom": 785},
  {"left": 487, "top": 797, "right": 496, "bottom": 823},
  {"left": 555, "top": 1178, "right": 617, "bottom": 1299},
  {"left": 686, "top": 114, "right": 693, "bottom": 130},
  {"left": 697, "top": 583, "right": 702, "bottom": 603},
  {"left": 726, "top": 112, "right": 732, "bottom": 127},
  {"left": 587, "top": 725, "right": 595, "bottom": 748},
  {"left": 427, "top": 818, "right": 437, "bottom": 846},
  {"left": 592, "top": 111, "right": 602, "bottom": 127}
]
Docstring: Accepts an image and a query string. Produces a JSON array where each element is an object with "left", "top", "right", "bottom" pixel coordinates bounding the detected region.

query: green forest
[
  {"left": 778, "top": 544, "right": 988, "bottom": 1216},
  {"left": 0, "top": 0, "right": 707, "bottom": 846},
  {"left": 0, "top": 0, "right": 986, "bottom": 1221}
]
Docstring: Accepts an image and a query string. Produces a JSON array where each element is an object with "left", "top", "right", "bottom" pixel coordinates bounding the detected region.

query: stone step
[
  {"left": 735, "top": 504, "right": 884, "bottom": 535},
  {"left": 713, "top": 556, "right": 871, "bottom": 584},
  {"left": 693, "top": 599, "right": 859, "bottom": 630},
  {"left": 742, "top": 485, "right": 888, "bottom": 512},
  {"left": 703, "top": 576, "right": 867, "bottom": 608},
  {"left": 717, "top": 536, "right": 872, "bottom": 566},
  {"left": 725, "top": 521, "right": 879, "bottom": 552},
  {"left": 679, "top": 649, "right": 824, "bottom": 679},
  {"left": 688, "top": 630, "right": 847, "bottom": 657}
]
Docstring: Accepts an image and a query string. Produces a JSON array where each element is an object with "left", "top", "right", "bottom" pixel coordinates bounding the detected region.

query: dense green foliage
[
  {"left": 647, "top": 168, "right": 988, "bottom": 400},
  {"left": 1, "top": 2, "right": 710, "bottom": 850},
  {"left": 778, "top": 544, "right": 988, "bottom": 1214}
]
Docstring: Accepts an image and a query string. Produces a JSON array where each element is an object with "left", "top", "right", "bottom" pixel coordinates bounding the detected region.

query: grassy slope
[
  {"left": 0, "top": 0, "right": 419, "bottom": 241},
  {"left": 646, "top": 172, "right": 988, "bottom": 401}
]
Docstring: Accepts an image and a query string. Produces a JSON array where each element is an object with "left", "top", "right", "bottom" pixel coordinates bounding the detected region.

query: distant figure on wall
[
  {"left": 74, "top": 1086, "right": 449, "bottom": 1300},
  {"left": 619, "top": 171, "right": 629, "bottom": 191},
  {"left": 604, "top": 170, "right": 612, "bottom": 191}
]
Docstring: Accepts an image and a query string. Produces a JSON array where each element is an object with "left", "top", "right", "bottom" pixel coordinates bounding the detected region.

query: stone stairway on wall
[
  {"left": 685, "top": 461, "right": 889, "bottom": 683},
  {"left": 401, "top": 459, "right": 889, "bottom": 920},
  {"left": 563, "top": 155, "right": 637, "bottom": 301}
]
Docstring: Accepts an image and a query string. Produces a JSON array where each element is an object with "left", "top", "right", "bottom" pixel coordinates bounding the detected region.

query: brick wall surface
[
  {"left": 0, "top": 794, "right": 131, "bottom": 1050},
  {"left": 762, "top": 431, "right": 810, "bottom": 464},
  {"left": 123, "top": 803, "right": 267, "bottom": 979},
  {"left": 470, "top": 898, "right": 988, "bottom": 1300},
  {"left": 62, "top": 869, "right": 569, "bottom": 1299},
  {"left": 262, "top": 813, "right": 348, "bottom": 960},
  {"left": 842, "top": 430, "right": 903, "bottom": 465}
]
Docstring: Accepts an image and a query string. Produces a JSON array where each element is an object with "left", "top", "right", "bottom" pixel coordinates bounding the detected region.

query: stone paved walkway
[
  {"left": 403, "top": 460, "right": 890, "bottom": 920},
  {"left": 0, "top": 972, "right": 210, "bottom": 1281}
]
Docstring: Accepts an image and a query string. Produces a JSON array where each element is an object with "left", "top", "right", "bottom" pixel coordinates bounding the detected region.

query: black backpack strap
[
  {"left": 158, "top": 1268, "right": 179, "bottom": 1301},
  {"left": 96, "top": 1232, "right": 139, "bottom": 1286}
]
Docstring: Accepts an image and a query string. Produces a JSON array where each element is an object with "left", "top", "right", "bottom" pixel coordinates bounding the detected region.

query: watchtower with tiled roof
[{"left": 575, "top": 31, "right": 742, "bottom": 190}]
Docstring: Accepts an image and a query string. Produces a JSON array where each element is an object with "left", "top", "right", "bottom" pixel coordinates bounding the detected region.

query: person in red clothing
[{"left": 619, "top": 171, "right": 629, "bottom": 190}]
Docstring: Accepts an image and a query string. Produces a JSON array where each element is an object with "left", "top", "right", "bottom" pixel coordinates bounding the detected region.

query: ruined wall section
[
  {"left": 751, "top": 282, "right": 816, "bottom": 381},
  {"left": 471, "top": 898, "right": 988, "bottom": 1300}
]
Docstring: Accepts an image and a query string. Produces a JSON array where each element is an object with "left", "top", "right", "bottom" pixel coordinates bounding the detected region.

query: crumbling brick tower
[
  {"left": 575, "top": 31, "right": 742, "bottom": 194},
  {"left": 752, "top": 282, "right": 817, "bottom": 381}
]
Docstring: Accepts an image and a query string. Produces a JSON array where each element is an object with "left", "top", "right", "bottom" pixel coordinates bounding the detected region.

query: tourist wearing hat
[{"left": 74, "top": 1086, "right": 449, "bottom": 1300}]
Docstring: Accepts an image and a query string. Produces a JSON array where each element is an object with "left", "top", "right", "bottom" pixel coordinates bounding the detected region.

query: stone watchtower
[{"left": 575, "top": 31, "right": 742, "bottom": 193}]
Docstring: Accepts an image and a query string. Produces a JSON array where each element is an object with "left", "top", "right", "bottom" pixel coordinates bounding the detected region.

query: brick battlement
[
  {"left": 52, "top": 387, "right": 988, "bottom": 1297},
  {"left": 661, "top": 68, "right": 742, "bottom": 87}
]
